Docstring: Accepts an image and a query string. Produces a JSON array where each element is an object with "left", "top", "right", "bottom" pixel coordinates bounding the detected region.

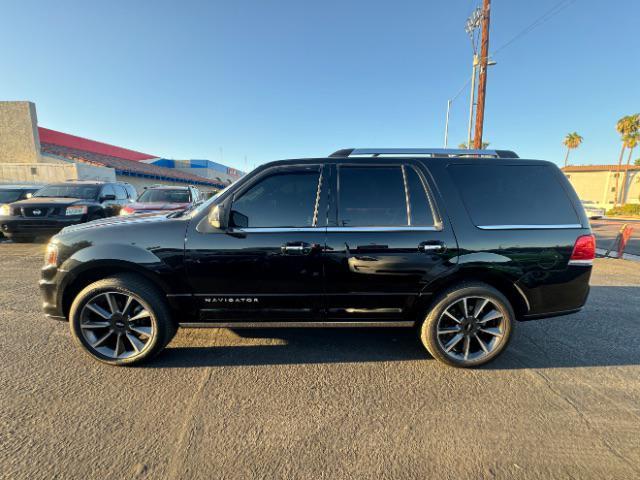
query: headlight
[
  {"left": 44, "top": 242, "right": 59, "bottom": 266},
  {"left": 120, "top": 207, "right": 133, "bottom": 216},
  {"left": 0, "top": 204, "right": 11, "bottom": 216},
  {"left": 65, "top": 205, "right": 88, "bottom": 216}
]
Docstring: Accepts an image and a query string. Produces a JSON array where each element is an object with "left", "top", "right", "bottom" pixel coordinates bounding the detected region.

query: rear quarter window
[{"left": 448, "top": 164, "right": 580, "bottom": 227}]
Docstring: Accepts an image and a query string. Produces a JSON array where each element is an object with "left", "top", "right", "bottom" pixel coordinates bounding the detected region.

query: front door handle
[{"left": 419, "top": 241, "right": 445, "bottom": 253}]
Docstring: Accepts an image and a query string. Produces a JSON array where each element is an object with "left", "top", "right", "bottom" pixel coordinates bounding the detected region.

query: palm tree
[
  {"left": 562, "top": 132, "right": 583, "bottom": 167},
  {"left": 621, "top": 132, "right": 639, "bottom": 204},
  {"left": 614, "top": 114, "right": 640, "bottom": 206}
]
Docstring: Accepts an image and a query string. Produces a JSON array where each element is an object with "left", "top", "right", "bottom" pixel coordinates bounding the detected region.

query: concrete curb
[{"left": 596, "top": 247, "right": 640, "bottom": 262}]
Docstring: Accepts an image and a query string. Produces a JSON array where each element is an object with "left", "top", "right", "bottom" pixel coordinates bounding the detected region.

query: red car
[{"left": 120, "top": 185, "right": 203, "bottom": 216}]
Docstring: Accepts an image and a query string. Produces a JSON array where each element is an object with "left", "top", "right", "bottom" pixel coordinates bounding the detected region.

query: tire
[
  {"left": 69, "top": 274, "right": 176, "bottom": 366},
  {"left": 86, "top": 213, "right": 104, "bottom": 223},
  {"left": 10, "top": 235, "right": 36, "bottom": 243},
  {"left": 420, "top": 282, "right": 514, "bottom": 368}
]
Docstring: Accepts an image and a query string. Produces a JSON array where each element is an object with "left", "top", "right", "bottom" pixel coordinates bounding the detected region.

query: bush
[{"left": 606, "top": 204, "right": 640, "bottom": 217}]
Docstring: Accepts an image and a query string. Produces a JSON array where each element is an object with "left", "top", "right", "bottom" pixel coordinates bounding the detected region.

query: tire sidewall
[{"left": 420, "top": 284, "right": 514, "bottom": 368}]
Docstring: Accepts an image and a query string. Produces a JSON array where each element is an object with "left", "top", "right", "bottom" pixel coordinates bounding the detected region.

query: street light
[{"left": 443, "top": 59, "right": 496, "bottom": 148}]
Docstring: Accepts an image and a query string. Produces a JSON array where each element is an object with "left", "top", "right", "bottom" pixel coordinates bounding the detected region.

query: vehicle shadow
[
  {"left": 152, "top": 328, "right": 428, "bottom": 368},
  {"left": 148, "top": 286, "right": 640, "bottom": 370}
]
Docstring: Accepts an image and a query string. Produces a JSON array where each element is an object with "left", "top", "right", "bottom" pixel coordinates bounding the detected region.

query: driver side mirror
[
  {"left": 230, "top": 210, "right": 248, "bottom": 229},
  {"left": 208, "top": 204, "right": 227, "bottom": 230},
  {"left": 101, "top": 194, "right": 116, "bottom": 202}
]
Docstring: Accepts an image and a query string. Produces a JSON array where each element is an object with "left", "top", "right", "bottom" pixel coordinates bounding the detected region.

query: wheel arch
[
  {"left": 60, "top": 260, "right": 174, "bottom": 320},
  {"left": 418, "top": 268, "right": 529, "bottom": 321}
]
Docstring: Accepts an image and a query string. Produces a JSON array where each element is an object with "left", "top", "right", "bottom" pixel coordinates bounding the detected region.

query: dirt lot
[{"left": 0, "top": 242, "right": 639, "bottom": 480}]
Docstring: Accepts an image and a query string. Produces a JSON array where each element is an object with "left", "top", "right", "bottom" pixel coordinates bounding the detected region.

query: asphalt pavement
[{"left": 0, "top": 242, "right": 639, "bottom": 480}]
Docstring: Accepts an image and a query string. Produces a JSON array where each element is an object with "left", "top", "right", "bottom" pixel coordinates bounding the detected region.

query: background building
[
  {"left": 144, "top": 158, "right": 243, "bottom": 186},
  {"left": 0, "top": 101, "right": 244, "bottom": 195},
  {"left": 562, "top": 165, "right": 640, "bottom": 208}
]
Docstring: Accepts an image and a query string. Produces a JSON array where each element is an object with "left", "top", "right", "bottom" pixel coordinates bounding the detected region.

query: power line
[
  {"left": 452, "top": 77, "right": 472, "bottom": 102},
  {"left": 492, "top": 0, "right": 579, "bottom": 57}
]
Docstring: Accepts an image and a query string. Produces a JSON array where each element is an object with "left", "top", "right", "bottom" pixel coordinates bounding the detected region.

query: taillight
[{"left": 569, "top": 234, "right": 595, "bottom": 266}]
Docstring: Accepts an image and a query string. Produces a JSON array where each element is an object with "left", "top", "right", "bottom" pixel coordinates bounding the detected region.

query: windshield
[
  {"left": 34, "top": 184, "right": 99, "bottom": 200},
  {"left": 0, "top": 190, "right": 24, "bottom": 203},
  {"left": 138, "top": 189, "right": 190, "bottom": 203}
]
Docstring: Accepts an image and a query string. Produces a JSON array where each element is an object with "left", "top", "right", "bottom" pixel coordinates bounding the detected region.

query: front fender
[{"left": 68, "top": 243, "right": 163, "bottom": 267}]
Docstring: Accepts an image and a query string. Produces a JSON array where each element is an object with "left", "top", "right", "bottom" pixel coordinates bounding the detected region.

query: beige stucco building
[{"left": 562, "top": 164, "right": 640, "bottom": 208}]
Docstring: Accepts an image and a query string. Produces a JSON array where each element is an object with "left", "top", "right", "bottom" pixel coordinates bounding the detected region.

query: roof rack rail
[{"left": 329, "top": 148, "right": 519, "bottom": 159}]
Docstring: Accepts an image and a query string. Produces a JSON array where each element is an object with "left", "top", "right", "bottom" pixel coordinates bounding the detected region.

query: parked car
[
  {"left": 120, "top": 185, "right": 202, "bottom": 216},
  {"left": 0, "top": 185, "right": 44, "bottom": 239},
  {"left": 41, "top": 148, "right": 594, "bottom": 367},
  {"left": 0, "top": 184, "right": 43, "bottom": 203},
  {"left": 0, "top": 181, "right": 136, "bottom": 242},
  {"left": 581, "top": 200, "right": 605, "bottom": 219}
]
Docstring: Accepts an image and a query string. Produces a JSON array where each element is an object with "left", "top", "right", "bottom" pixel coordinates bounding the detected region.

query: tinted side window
[
  {"left": 114, "top": 185, "right": 127, "bottom": 200},
  {"left": 405, "top": 167, "right": 435, "bottom": 226},
  {"left": 338, "top": 166, "right": 407, "bottom": 227},
  {"left": 101, "top": 185, "right": 115, "bottom": 199},
  {"left": 448, "top": 164, "right": 580, "bottom": 226},
  {"left": 232, "top": 169, "right": 320, "bottom": 228}
]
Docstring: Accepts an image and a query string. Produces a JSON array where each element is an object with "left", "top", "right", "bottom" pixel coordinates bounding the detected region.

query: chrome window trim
[
  {"left": 327, "top": 226, "right": 440, "bottom": 232},
  {"left": 401, "top": 165, "right": 411, "bottom": 225},
  {"left": 406, "top": 164, "right": 441, "bottom": 228},
  {"left": 232, "top": 227, "right": 322, "bottom": 233},
  {"left": 232, "top": 226, "right": 441, "bottom": 233},
  {"left": 477, "top": 224, "right": 583, "bottom": 230},
  {"left": 311, "top": 166, "right": 324, "bottom": 227}
]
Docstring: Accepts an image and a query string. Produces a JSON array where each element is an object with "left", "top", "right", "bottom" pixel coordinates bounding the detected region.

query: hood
[
  {"left": 60, "top": 211, "right": 170, "bottom": 234},
  {"left": 8, "top": 197, "right": 89, "bottom": 207},
  {"left": 126, "top": 202, "right": 190, "bottom": 211}
]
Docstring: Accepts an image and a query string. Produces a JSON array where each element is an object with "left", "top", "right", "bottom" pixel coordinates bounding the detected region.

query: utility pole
[{"left": 473, "top": 0, "right": 491, "bottom": 150}]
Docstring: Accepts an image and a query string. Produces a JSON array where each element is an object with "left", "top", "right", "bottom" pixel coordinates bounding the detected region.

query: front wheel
[
  {"left": 69, "top": 274, "right": 176, "bottom": 366},
  {"left": 420, "top": 283, "right": 514, "bottom": 368}
]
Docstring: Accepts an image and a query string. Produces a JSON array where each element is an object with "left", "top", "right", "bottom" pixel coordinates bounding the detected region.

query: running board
[{"left": 179, "top": 321, "right": 416, "bottom": 328}]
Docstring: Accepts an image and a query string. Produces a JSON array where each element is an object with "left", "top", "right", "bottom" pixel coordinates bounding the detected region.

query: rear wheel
[
  {"left": 69, "top": 274, "right": 176, "bottom": 366},
  {"left": 420, "top": 283, "right": 514, "bottom": 368}
]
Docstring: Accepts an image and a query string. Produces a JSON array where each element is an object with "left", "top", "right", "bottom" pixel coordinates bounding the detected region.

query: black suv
[
  {"left": 40, "top": 148, "right": 594, "bottom": 367},
  {"left": 1, "top": 180, "right": 136, "bottom": 242}
]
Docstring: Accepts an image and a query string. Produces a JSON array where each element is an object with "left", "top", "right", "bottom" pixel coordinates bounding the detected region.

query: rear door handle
[
  {"left": 419, "top": 241, "right": 445, "bottom": 253},
  {"left": 281, "top": 242, "right": 318, "bottom": 255}
]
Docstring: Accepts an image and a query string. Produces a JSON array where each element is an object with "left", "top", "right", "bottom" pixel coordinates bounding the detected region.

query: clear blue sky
[{"left": 2, "top": 0, "right": 638, "bottom": 171}]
